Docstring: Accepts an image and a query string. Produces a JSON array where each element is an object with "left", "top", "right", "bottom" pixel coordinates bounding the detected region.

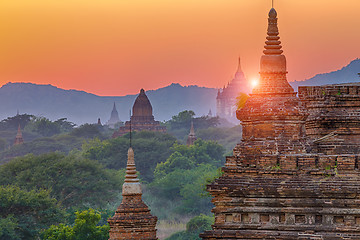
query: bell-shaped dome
[{"left": 132, "top": 89, "right": 153, "bottom": 117}]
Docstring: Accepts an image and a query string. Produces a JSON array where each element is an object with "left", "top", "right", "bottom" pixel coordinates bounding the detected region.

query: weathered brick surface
[
  {"left": 201, "top": 8, "right": 360, "bottom": 240},
  {"left": 108, "top": 148, "right": 157, "bottom": 240}
]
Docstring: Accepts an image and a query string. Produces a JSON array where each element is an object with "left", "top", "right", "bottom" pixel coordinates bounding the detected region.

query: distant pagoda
[
  {"left": 108, "top": 147, "right": 158, "bottom": 240},
  {"left": 14, "top": 125, "right": 24, "bottom": 145},
  {"left": 216, "top": 58, "right": 249, "bottom": 122},
  {"left": 112, "top": 89, "right": 166, "bottom": 137},
  {"left": 186, "top": 121, "right": 197, "bottom": 146},
  {"left": 106, "top": 102, "right": 121, "bottom": 128}
]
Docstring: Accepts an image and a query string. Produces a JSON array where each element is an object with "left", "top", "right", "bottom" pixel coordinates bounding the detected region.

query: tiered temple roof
[
  {"left": 112, "top": 89, "right": 166, "bottom": 137},
  {"left": 201, "top": 8, "right": 360, "bottom": 240}
]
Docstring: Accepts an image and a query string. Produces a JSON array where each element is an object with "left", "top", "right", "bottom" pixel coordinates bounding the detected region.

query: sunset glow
[
  {"left": 0, "top": 0, "right": 359, "bottom": 96},
  {"left": 251, "top": 78, "right": 259, "bottom": 89}
]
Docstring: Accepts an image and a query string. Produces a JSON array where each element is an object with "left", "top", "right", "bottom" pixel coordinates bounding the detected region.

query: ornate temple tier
[
  {"left": 201, "top": 8, "right": 360, "bottom": 240},
  {"left": 299, "top": 83, "right": 360, "bottom": 155}
]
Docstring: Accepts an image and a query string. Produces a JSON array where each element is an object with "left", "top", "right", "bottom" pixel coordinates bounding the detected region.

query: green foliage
[
  {"left": 151, "top": 140, "right": 224, "bottom": 214},
  {"left": 155, "top": 139, "right": 224, "bottom": 177},
  {"left": 0, "top": 215, "right": 20, "bottom": 240},
  {"left": 0, "top": 153, "right": 124, "bottom": 208},
  {"left": 236, "top": 93, "right": 249, "bottom": 110},
  {"left": 0, "top": 114, "right": 33, "bottom": 131},
  {"left": 166, "top": 214, "right": 213, "bottom": 240},
  {"left": 151, "top": 164, "right": 221, "bottom": 214},
  {"left": 0, "top": 185, "right": 65, "bottom": 240},
  {"left": 70, "top": 124, "right": 103, "bottom": 139},
  {"left": 165, "top": 110, "right": 220, "bottom": 141},
  {"left": 41, "top": 209, "right": 109, "bottom": 240},
  {"left": 197, "top": 125, "right": 242, "bottom": 152},
  {"left": 83, "top": 131, "right": 177, "bottom": 182},
  {"left": 25, "top": 117, "right": 75, "bottom": 137}
]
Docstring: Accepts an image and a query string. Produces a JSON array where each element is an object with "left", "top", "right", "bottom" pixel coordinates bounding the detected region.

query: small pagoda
[
  {"left": 108, "top": 147, "right": 158, "bottom": 240},
  {"left": 14, "top": 125, "right": 24, "bottom": 145}
]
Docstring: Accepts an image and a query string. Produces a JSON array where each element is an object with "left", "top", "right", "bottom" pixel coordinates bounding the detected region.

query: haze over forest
[{"left": 0, "top": 59, "right": 358, "bottom": 125}]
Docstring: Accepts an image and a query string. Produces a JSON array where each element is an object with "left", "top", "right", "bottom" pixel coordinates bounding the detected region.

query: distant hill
[
  {"left": 0, "top": 59, "right": 358, "bottom": 125},
  {"left": 0, "top": 83, "right": 217, "bottom": 125},
  {"left": 290, "top": 59, "right": 360, "bottom": 91}
]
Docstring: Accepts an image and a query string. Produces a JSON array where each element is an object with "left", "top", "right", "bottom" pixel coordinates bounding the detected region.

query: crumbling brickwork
[
  {"left": 201, "top": 8, "right": 360, "bottom": 240},
  {"left": 108, "top": 148, "right": 157, "bottom": 240}
]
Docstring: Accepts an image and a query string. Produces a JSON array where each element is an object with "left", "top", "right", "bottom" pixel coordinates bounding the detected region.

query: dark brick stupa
[
  {"left": 108, "top": 147, "right": 158, "bottom": 239},
  {"left": 201, "top": 8, "right": 360, "bottom": 240},
  {"left": 113, "top": 89, "right": 166, "bottom": 137}
]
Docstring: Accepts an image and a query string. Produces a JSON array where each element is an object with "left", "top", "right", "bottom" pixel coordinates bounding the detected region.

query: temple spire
[
  {"left": 237, "top": 57, "right": 242, "bottom": 72},
  {"left": 122, "top": 147, "right": 141, "bottom": 195},
  {"left": 263, "top": 8, "right": 283, "bottom": 55},
  {"left": 187, "top": 121, "right": 197, "bottom": 146},
  {"left": 14, "top": 124, "right": 24, "bottom": 145},
  {"left": 252, "top": 7, "right": 294, "bottom": 95}
]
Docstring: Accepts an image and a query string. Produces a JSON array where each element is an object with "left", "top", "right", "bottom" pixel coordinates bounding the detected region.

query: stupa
[
  {"left": 201, "top": 8, "right": 360, "bottom": 240},
  {"left": 14, "top": 125, "right": 24, "bottom": 145},
  {"left": 108, "top": 147, "right": 158, "bottom": 239}
]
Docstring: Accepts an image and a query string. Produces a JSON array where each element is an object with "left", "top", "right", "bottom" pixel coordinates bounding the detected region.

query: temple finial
[
  {"left": 263, "top": 8, "right": 283, "bottom": 55},
  {"left": 237, "top": 57, "right": 242, "bottom": 72},
  {"left": 122, "top": 147, "right": 141, "bottom": 194}
]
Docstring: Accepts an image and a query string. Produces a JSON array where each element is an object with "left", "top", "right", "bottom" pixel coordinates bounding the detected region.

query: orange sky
[{"left": 0, "top": 0, "right": 359, "bottom": 96}]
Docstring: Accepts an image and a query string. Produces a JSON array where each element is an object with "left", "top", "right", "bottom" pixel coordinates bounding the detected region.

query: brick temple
[
  {"left": 201, "top": 8, "right": 360, "bottom": 240},
  {"left": 113, "top": 89, "right": 166, "bottom": 137},
  {"left": 108, "top": 147, "right": 158, "bottom": 239}
]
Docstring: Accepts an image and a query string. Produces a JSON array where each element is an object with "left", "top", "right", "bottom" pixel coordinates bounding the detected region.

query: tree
[
  {"left": 0, "top": 185, "right": 65, "bottom": 240},
  {"left": 166, "top": 214, "right": 213, "bottom": 240},
  {"left": 83, "top": 131, "right": 177, "bottom": 182},
  {"left": 165, "top": 110, "right": 220, "bottom": 141},
  {"left": 41, "top": 209, "right": 109, "bottom": 240},
  {"left": 0, "top": 153, "right": 124, "bottom": 208},
  {"left": 0, "top": 114, "right": 34, "bottom": 131},
  {"left": 154, "top": 139, "right": 224, "bottom": 178},
  {"left": 70, "top": 124, "right": 103, "bottom": 139},
  {"left": 236, "top": 92, "right": 249, "bottom": 110}
]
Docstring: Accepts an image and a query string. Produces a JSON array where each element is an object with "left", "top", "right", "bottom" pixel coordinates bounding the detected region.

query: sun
[{"left": 251, "top": 78, "right": 259, "bottom": 89}]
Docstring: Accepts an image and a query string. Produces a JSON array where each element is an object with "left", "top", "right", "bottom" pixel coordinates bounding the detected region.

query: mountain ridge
[
  {"left": 0, "top": 58, "right": 358, "bottom": 125},
  {"left": 0, "top": 82, "right": 217, "bottom": 125}
]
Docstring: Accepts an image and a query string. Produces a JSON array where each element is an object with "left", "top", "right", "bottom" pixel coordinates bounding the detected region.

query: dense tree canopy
[
  {"left": 165, "top": 110, "right": 220, "bottom": 141},
  {"left": 0, "top": 185, "right": 65, "bottom": 240},
  {"left": 41, "top": 209, "right": 109, "bottom": 240},
  {"left": 0, "top": 153, "right": 124, "bottom": 208},
  {"left": 83, "top": 131, "right": 177, "bottom": 182}
]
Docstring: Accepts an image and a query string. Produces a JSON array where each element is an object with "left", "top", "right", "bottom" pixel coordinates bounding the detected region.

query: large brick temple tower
[
  {"left": 201, "top": 8, "right": 360, "bottom": 240},
  {"left": 108, "top": 147, "right": 158, "bottom": 240},
  {"left": 113, "top": 89, "right": 166, "bottom": 137}
]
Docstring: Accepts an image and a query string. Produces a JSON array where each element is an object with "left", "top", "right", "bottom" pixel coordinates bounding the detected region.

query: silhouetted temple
[
  {"left": 112, "top": 89, "right": 166, "bottom": 137},
  {"left": 216, "top": 58, "right": 250, "bottom": 121},
  {"left": 14, "top": 125, "right": 24, "bottom": 145},
  {"left": 106, "top": 102, "right": 121, "bottom": 128},
  {"left": 201, "top": 8, "right": 360, "bottom": 239},
  {"left": 108, "top": 147, "right": 157, "bottom": 239}
]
